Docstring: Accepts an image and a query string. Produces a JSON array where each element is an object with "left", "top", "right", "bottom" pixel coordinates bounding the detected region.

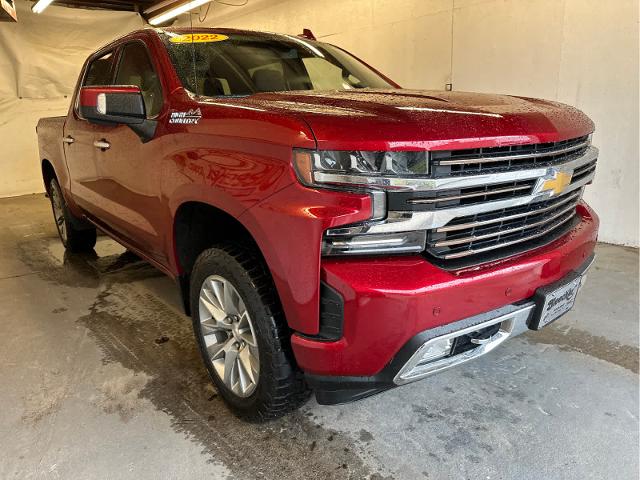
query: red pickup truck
[{"left": 37, "top": 27, "right": 599, "bottom": 420}]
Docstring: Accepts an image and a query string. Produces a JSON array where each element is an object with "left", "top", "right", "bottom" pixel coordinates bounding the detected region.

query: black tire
[
  {"left": 48, "top": 178, "right": 97, "bottom": 252},
  {"left": 190, "top": 245, "right": 309, "bottom": 421}
]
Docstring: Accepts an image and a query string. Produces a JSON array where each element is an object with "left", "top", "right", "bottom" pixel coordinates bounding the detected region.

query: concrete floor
[{"left": 0, "top": 193, "right": 637, "bottom": 480}]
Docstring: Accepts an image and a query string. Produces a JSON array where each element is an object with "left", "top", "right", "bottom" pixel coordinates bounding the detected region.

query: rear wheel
[
  {"left": 48, "top": 178, "right": 96, "bottom": 252},
  {"left": 190, "top": 245, "right": 309, "bottom": 420}
]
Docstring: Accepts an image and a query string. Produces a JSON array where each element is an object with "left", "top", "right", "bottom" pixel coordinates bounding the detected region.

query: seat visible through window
[
  {"left": 251, "top": 69, "right": 287, "bottom": 92},
  {"left": 83, "top": 52, "right": 113, "bottom": 86},
  {"left": 115, "top": 42, "right": 162, "bottom": 117}
]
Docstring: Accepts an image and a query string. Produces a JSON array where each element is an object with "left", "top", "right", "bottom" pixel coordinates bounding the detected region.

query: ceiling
[{"left": 33, "top": 1, "right": 161, "bottom": 12}]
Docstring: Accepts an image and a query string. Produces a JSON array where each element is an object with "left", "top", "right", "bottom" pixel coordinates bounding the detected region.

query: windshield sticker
[
  {"left": 169, "top": 108, "right": 202, "bottom": 125},
  {"left": 169, "top": 33, "right": 229, "bottom": 44}
]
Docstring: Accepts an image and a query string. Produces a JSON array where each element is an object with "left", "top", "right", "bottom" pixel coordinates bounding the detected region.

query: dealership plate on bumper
[{"left": 530, "top": 272, "right": 583, "bottom": 330}]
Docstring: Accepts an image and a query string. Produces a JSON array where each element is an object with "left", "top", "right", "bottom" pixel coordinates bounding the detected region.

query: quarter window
[{"left": 83, "top": 52, "right": 113, "bottom": 86}]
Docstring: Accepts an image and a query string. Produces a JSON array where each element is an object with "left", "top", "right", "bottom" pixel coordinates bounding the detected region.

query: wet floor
[{"left": 0, "top": 194, "right": 638, "bottom": 480}]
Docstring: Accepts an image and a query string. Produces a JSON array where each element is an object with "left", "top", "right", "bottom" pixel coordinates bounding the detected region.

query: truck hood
[{"left": 243, "top": 89, "right": 594, "bottom": 150}]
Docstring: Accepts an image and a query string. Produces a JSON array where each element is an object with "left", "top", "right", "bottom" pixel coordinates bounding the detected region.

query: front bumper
[{"left": 292, "top": 202, "right": 599, "bottom": 404}]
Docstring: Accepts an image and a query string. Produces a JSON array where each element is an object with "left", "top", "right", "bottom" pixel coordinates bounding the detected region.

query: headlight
[
  {"left": 293, "top": 149, "right": 430, "bottom": 256},
  {"left": 293, "top": 149, "right": 429, "bottom": 188}
]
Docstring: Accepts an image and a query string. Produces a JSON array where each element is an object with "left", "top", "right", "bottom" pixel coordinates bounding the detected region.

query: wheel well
[
  {"left": 173, "top": 202, "right": 270, "bottom": 315},
  {"left": 41, "top": 160, "right": 56, "bottom": 194}
]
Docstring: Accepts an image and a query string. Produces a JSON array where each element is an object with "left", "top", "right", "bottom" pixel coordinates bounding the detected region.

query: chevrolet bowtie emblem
[{"left": 536, "top": 169, "right": 573, "bottom": 196}]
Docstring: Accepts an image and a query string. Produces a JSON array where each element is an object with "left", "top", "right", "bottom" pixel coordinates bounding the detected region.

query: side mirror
[{"left": 79, "top": 86, "right": 146, "bottom": 125}]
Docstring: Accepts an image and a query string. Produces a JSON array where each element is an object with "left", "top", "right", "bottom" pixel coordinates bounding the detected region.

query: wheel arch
[
  {"left": 172, "top": 200, "right": 279, "bottom": 317},
  {"left": 41, "top": 159, "right": 57, "bottom": 194}
]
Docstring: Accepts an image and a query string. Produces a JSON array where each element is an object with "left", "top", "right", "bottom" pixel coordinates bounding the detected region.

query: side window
[
  {"left": 115, "top": 42, "right": 163, "bottom": 117},
  {"left": 83, "top": 52, "right": 114, "bottom": 86}
]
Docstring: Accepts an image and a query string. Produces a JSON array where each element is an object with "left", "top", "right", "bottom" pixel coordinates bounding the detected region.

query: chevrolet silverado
[{"left": 36, "top": 28, "right": 599, "bottom": 420}]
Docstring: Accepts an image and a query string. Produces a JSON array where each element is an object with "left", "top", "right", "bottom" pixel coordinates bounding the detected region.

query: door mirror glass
[{"left": 79, "top": 85, "right": 146, "bottom": 125}]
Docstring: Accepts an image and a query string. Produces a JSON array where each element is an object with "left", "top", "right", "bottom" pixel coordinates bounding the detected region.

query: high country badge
[{"left": 169, "top": 108, "right": 202, "bottom": 125}]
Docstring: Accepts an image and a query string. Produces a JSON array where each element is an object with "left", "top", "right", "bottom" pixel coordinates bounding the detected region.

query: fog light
[{"left": 416, "top": 338, "right": 453, "bottom": 364}]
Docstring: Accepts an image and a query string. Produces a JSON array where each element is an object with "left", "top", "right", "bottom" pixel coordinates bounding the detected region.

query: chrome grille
[
  {"left": 400, "top": 179, "right": 536, "bottom": 210},
  {"left": 431, "top": 135, "right": 590, "bottom": 177},
  {"left": 330, "top": 140, "right": 597, "bottom": 268},
  {"left": 571, "top": 159, "right": 597, "bottom": 184},
  {"left": 425, "top": 190, "right": 582, "bottom": 261}
]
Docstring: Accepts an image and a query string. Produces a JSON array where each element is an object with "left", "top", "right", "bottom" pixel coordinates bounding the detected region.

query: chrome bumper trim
[
  {"left": 393, "top": 303, "right": 535, "bottom": 385},
  {"left": 393, "top": 253, "right": 596, "bottom": 386}
]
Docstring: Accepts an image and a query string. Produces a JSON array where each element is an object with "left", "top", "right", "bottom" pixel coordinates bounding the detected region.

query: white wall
[
  {"left": 451, "top": 0, "right": 639, "bottom": 246},
  {"left": 0, "top": 1, "right": 144, "bottom": 198},
  {"left": 186, "top": 0, "right": 455, "bottom": 90},
  {"left": 0, "top": 0, "right": 637, "bottom": 246}
]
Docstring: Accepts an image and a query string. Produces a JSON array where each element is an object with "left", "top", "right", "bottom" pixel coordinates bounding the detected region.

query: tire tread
[
  {"left": 49, "top": 178, "right": 96, "bottom": 252},
  {"left": 191, "top": 244, "right": 310, "bottom": 421}
]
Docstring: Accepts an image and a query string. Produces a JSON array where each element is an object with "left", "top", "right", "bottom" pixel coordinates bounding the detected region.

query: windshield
[{"left": 160, "top": 31, "right": 395, "bottom": 96}]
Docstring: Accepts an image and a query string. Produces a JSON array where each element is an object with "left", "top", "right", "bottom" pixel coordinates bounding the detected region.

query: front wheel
[
  {"left": 190, "top": 245, "right": 309, "bottom": 420},
  {"left": 48, "top": 178, "right": 96, "bottom": 252}
]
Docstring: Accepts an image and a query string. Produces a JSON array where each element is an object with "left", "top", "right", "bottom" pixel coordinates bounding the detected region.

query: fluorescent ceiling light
[
  {"left": 144, "top": 0, "right": 178, "bottom": 15},
  {"left": 148, "top": 0, "right": 212, "bottom": 26},
  {"left": 32, "top": 0, "right": 54, "bottom": 13}
]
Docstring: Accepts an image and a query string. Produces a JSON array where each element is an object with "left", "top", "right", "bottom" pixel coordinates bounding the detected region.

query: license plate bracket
[{"left": 529, "top": 271, "right": 583, "bottom": 330}]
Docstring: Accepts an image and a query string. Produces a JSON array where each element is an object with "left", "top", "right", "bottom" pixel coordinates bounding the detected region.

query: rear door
[
  {"left": 87, "top": 40, "right": 167, "bottom": 264},
  {"left": 63, "top": 50, "right": 115, "bottom": 213}
]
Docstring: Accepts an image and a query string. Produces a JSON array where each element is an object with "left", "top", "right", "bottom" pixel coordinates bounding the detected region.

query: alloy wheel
[
  {"left": 198, "top": 275, "right": 260, "bottom": 397},
  {"left": 50, "top": 183, "right": 67, "bottom": 244}
]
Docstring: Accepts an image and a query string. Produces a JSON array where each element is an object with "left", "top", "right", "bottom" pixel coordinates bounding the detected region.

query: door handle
[
  {"left": 63, "top": 136, "right": 74, "bottom": 144},
  {"left": 93, "top": 140, "right": 111, "bottom": 151}
]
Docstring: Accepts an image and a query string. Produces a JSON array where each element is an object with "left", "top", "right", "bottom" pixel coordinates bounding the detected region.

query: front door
[
  {"left": 88, "top": 41, "right": 167, "bottom": 264},
  {"left": 64, "top": 51, "right": 115, "bottom": 214}
]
